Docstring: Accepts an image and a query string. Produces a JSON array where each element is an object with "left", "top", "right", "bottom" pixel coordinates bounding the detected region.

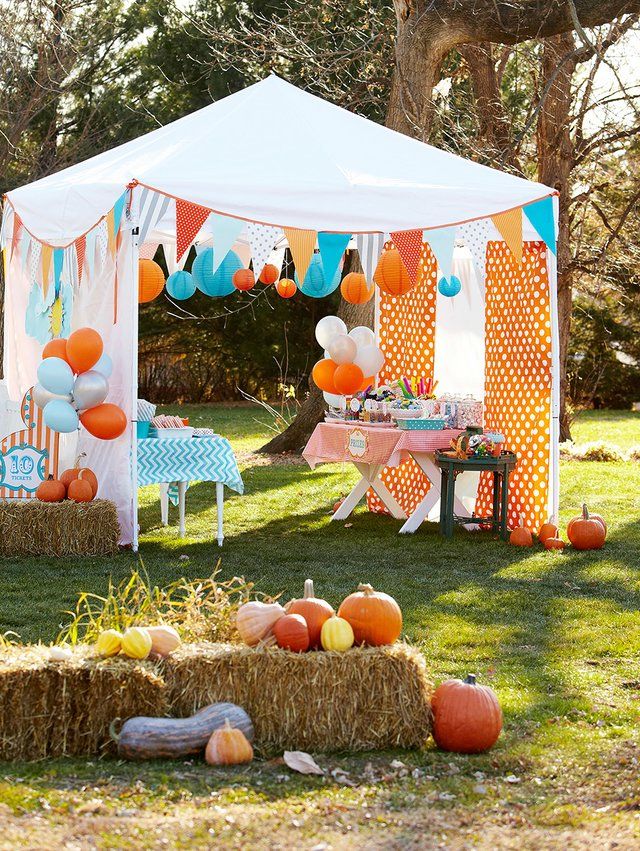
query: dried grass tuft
[{"left": 0, "top": 500, "right": 120, "bottom": 557}]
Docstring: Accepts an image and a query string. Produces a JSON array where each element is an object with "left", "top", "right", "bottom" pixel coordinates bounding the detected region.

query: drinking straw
[{"left": 403, "top": 377, "right": 413, "bottom": 397}]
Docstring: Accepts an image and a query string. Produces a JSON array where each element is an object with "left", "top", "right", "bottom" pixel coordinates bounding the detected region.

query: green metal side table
[{"left": 435, "top": 450, "right": 518, "bottom": 540}]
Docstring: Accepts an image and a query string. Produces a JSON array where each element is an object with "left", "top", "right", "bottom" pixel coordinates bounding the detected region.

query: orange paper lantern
[
  {"left": 275, "top": 278, "right": 296, "bottom": 298},
  {"left": 341, "top": 272, "right": 373, "bottom": 305},
  {"left": 334, "top": 363, "right": 364, "bottom": 395},
  {"left": 312, "top": 359, "right": 338, "bottom": 393},
  {"left": 233, "top": 269, "right": 255, "bottom": 291},
  {"left": 138, "top": 259, "right": 165, "bottom": 303},
  {"left": 374, "top": 248, "right": 414, "bottom": 296},
  {"left": 42, "top": 338, "right": 68, "bottom": 362},
  {"left": 66, "top": 328, "right": 103, "bottom": 373},
  {"left": 259, "top": 263, "right": 280, "bottom": 285},
  {"left": 80, "top": 403, "right": 127, "bottom": 440}
]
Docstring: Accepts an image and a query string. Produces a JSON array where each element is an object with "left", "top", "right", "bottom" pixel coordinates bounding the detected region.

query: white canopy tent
[{"left": 3, "top": 75, "right": 559, "bottom": 546}]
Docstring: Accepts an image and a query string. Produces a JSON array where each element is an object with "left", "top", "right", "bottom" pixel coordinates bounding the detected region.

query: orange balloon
[
  {"left": 233, "top": 269, "right": 255, "bottom": 291},
  {"left": 341, "top": 272, "right": 373, "bottom": 305},
  {"left": 359, "top": 375, "right": 375, "bottom": 391},
  {"left": 66, "top": 328, "right": 103, "bottom": 373},
  {"left": 374, "top": 248, "right": 414, "bottom": 296},
  {"left": 80, "top": 403, "right": 127, "bottom": 440},
  {"left": 334, "top": 363, "right": 364, "bottom": 395},
  {"left": 312, "top": 359, "right": 338, "bottom": 393},
  {"left": 138, "top": 259, "right": 165, "bottom": 303},
  {"left": 42, "top": 338, "right": 68, "bottom": 362},
  {"left": 275, "top": 278, "right": 296, "bottom": 298},
  {"left": 259, "top": 263, "right": 280, "bottom": 284}
]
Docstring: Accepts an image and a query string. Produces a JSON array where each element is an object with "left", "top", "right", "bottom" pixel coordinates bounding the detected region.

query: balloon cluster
[
  {"left": 312, "top": 316, "right": 385, "bottom": 403},
  {"left": 35, "top": 328, "right": 127, "bottom": 440}
]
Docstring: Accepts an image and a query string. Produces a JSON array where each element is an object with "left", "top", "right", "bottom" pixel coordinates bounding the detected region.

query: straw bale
[
  {"left": 163, "top": 642, "right": 433, "bottom": 753},
  {"left": 0, "top": 500, "right": 120, "bottom": 557},
  {"left": 0, "top": 645, "right": 167, "bottom": 760}
]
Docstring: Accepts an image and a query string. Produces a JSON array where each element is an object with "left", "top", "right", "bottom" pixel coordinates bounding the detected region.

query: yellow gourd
[
  {"left": 320, "top": 615, "right": 355, "bottom": 652},
  {"left": 95, "top": 629, "right": 123, "bottom": 657},
  {"left": 121, "top": 627, "right": 152, "bottom": 660}
]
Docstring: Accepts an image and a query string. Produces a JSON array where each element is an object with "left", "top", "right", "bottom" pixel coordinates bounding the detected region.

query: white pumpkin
[
  {"left": 236, "top": 601, "right": 285, "bottom": 646},
  {"left": 146, "top": 625, "right": 181, "bottom": 657}
]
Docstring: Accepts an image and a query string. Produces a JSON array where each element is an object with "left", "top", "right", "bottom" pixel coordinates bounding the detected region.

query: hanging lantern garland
[
  {"left": 138, "top": 259, "right": 165, "bottom": 303},
  {"left": 374, "top": 248, "right": 414, "bottom": 297},
  {"left": 340, "top": 272, "right": 373, "bottom": 305},
  {"left": 275, "top": 278, "right": 296, "bottom": 298},
  {"left": 233, "top": 269, "right": 256, "bottom": 291}
]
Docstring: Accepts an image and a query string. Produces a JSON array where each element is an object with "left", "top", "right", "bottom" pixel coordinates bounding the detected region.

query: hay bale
[
  {"left": 164, "top": 642, "right": 433, "bottom": 753},
  {"left": 0, "top": 500, "right": 120, "bottom": 556},
  {"left": 0, "top": 645, "right": 167, "bottom": 760}
]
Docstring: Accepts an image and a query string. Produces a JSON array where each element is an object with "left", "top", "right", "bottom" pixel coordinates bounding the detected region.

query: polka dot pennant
[
  {"left": 176, "top": 199, "right": 211, "bottom": 261},
  {"left": 390, "top": 229, "right": 424, "bottom": 284},
  {"left": 368, "top": 242, "right": 438, "bottom": 516},
  {"left": 246, "top": 222, "right": 283, "bottom": 281},
  {"left": 459, "top": 219, "right": 491, "bottom": 287},
  {"left": 475, "top": 241, "right": 552, "bottom": 532}
]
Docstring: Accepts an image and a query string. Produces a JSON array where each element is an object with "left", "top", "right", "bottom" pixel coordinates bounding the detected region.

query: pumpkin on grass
[
  {"left": 286, "top": 579, "right": 334, "bottom": 648},
  {"left": 338, "top": 583, "right": 402, "bottom": 646},
  {"left": 36, "top": 475, "right": 66, "bottom": 503},
  {"left": 544, "top": 537, "right": 566, "bottom": 551},
  {"left": 567, "top": 504, "right": 607, "bottom": 550},
  {"left": 432, "top": 674, "right": 503, "bottom": 753},
  {"left": 205, "top": 719, "right": 253, "bottom": 766},
  {"left": 538, "top": 518, "right": 559, "bottom": 544},
  {"left": 510, "top": 518, "right": 533, "bottom": 547},
  {"left": 236, "top": 601, "right": 285, "bottom": 646},
  {"left": 273, "top": 613, "right": 309, "bottom": 653}
]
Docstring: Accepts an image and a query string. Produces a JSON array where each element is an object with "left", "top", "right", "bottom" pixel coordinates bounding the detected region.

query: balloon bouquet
[
  {"left": 34, "top": 328, "right": 127, "bottom": 439},
  {"left": 312, "top": 315, "right": 385, "bottom": 405}
]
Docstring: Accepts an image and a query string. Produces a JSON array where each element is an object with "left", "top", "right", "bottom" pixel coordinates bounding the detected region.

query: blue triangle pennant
[
  {"left": 53, "top": 248, "right": 64, "bottom": 297},
  {"left": 318, "top": 232, "right": 350, "bottom": 286},
  {"left": 424, "top": 225, "right": 457, "bottom": 282},
  {"left": 113, "top": 191, "right": 127, "bottom": 237},
  {"left": 523, "top": 196, "right": 556, "bottom": 255}
]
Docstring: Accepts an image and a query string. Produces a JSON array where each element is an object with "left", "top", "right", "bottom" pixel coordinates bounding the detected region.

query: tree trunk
[{"left": 537, "top": 33, "right": 577, "bottom": 441}]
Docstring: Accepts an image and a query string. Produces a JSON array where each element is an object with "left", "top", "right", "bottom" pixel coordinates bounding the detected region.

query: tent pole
[
  {"left": 548, "top": 197, "right": 561, "bottom": 521},
  {"left": 131, "top": 223, "right": 140, "bottom": 552}
]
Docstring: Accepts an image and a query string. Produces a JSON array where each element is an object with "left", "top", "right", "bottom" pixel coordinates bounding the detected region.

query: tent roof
[{"left": 6, "top": 75, "right": 555, "bottom": 243}]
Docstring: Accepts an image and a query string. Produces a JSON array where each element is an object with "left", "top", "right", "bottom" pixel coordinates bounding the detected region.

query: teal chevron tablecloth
[{"left": 137, "top": 437, "right": 244, "bottom": 494}]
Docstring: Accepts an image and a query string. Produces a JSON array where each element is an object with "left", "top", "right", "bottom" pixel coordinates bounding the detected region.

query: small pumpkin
[
  {"left": 510, "top": 518, "right": 533, "bottom": 547},
  {"left": 337, "top": 583, "right": 402, "bottom": 646},
  {"left": 60, "top": 453, "right": 98, "bottom": 497},
  {"left": 567, "top": 504, "right": 606, "bottom": 550},
  {"left": 146, "top": 625, "right": 181, "bottom": 657},
  {"left": 286, "top": 579, "right": 334, "bottom": 649},
  {"left": 538, "top": 518, "right": 559, "bottom": 544},
  {"left": 67, "top": 469, "right": 94, "bottom": 502},
  {"left": 205, "top": 718, "right": 253, "bottom": 766},
  {"left": 332, "top": 499, "right": 344, "bottom": 514},
  {"left": 320, "top": 615, "right": 354, "bottom": 652},
  {"left": 544, "top": 537, "right": 566, "bottom": 551},
  {"left": 236, "top": 601, "right": 286, "bottom": 647},
  {"left": 36, "top": 474, "right": 66, "bottom": 503},
  {"left": 96, "top": 628, "right": 123, "bottom": 657},
  {"left": 432, "top": 673, "right": 503, "bottom": 753},
  {"left": 273, "top": 613, "right": 309, "bottom": 653},
  {"left": 121, "top": 626, "right": 152, "bottom": 660}
]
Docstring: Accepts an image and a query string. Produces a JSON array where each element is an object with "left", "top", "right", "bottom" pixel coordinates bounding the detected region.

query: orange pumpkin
[
  {"left": 312, "top": 359, "right": 338, "bottom": 393},
  {"left": 287, "top": 579, "right": 334, "bottom": 649},
  {"left": 67, "top": 470, "right": 94, "bottom": 502},
  {"left": 205, "top": 719, "right": 253, "bottom": 766},
  {"left": 544, "top": 537, "right": 566, "bottom": 550},
  {"left": 138, "top": 259, "right": 165, "bottom": 303},
  {"left": 510, "top": 518, "right": 533, "bottom": 547},
  {"left": 275, "top": 278, "right": 296, "bottom": 298},
  {"left": 538, "top": 519, "right": 559, "bottom": 544},
  {"left": 337, "top": 583, "right": 402, "bottom": 646},
  {"left": 273, "top": 613, "right": 309, "bottom": 653},
  {"left": 232, "top": 269, "right": 255, "bottom": 291},
  {"left": 374, "top": 248, "right": 414, "bottom": 296},
  {"left": 36, "top": 474, "right": 66, "bottom": 503},
  {"left": 432, "top": 674, "right": 503, "bottom": 753},
  {"left": 60, "top": 455, "right": 98, "bottom": 498},
  {"left": 259, "top": 263, "right": 280, "bottom": 285},
  {"left": 333, "top": 363, "right": 364, "bottom": 395},
  {"left": 567, "top": 504, "right": 606, "bottom": 550},
  {"left": 340, "top": 272, "right": 373, "bottom": 305}
]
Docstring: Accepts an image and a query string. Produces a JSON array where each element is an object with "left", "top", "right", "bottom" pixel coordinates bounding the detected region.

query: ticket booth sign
[{"left": 0, "top": 443, "right": 48, "bottom": 493}]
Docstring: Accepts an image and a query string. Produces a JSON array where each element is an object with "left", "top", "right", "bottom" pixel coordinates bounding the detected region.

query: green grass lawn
[{"left": 0, "top": 406, "right": 638, "bottom": 849}]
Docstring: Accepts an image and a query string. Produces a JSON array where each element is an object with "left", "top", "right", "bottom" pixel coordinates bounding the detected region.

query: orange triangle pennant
[
  {"left": 491, "top": 208, "right": 523, "bottom": 265},
  {"left": 10, "top": 213, "right": 22, "bottom": 260},
  {"left": 41, "top": 244, "right": 53, "bottom": 296},
  {"left": 106, "top": 209, "right": 116, "bottom": 256},
  {"left": 284, "top": 227, "right": 316, "bottom": 285},
  {"left": 75, "top": 235, "right": 86, "bottom": 285},
  {"left": 390, "top": 229, "right": 424, "bottom": 283},
  {"left": 176, "top": 199, "right": 211, "bottom": 261}
]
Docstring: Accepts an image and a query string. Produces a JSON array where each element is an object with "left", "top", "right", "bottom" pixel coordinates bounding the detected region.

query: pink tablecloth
[{"left": 303, "top": 423, "right": 460, "bottom": 469}]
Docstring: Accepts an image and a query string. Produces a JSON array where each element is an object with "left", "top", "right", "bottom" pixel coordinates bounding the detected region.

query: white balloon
[
  {"left": 354, "top": 344, "right": 385, "bottom": 377},
  {"left": 348, "top": 326, "right": 376, "bottom": 349},
  {"left": 73, "top": 370, "right": 109, "bottom": 411},
  {"left": 33, "top": 383, "right": 73, "bottom": 410},
  {"left": 315, "top": 315, "right": 347, "bottom": 350},
  {"left": 327, "top": 334, "right": 357, "bottom": 365},
  {"left": 323, "top": 391, "right": 345, "bottom": 408}
]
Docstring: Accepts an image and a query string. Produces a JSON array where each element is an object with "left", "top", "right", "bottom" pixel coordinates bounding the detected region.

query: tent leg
[
  {"left": 548, "top": 204, "right": 561, "bottom": 521},
  {"left": 131, "top": 226, "right": 140, "bottom": 552}
]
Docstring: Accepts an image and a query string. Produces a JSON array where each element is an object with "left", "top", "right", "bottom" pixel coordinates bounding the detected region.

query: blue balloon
[
  {"left": 93, "top": 352, "right": 113, "bottom": 379},
  {"left": 37, "top": 356, "right": 74, "bottom": 395},
  {"left": 43, "top": 399, "right": 79, "bottom": 433},
  {"left": 438, "top": 275, "right": 462, "bottom": 298},
  {"left": 166, "top": 270, "right": 196, "bottom": 301},
  {"left": 295, "top": 254, "right": 341, "bottom": 298},
  {"left": 192, "top": 248, "right": 242, "bottom": 297}
]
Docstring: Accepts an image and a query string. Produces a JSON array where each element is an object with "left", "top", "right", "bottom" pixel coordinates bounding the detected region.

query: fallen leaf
[
  {"left": 504, "top": 775, "right": 521, "bottom": 784},
  {"left": 283, "top": 751, "right": 324, "bottom": 775}
]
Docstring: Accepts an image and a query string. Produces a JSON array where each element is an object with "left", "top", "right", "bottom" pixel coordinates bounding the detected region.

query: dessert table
[
  {"left": 303, "top": 422, "right": 467, "bottom": 532},
  {"left": 137, "top": 436, "right": 243, "bottom": 545}
]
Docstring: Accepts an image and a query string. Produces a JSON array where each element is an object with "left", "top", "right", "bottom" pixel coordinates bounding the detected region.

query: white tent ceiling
[{"left": 6, "top": 76, "right": 555, "bottom": 244}]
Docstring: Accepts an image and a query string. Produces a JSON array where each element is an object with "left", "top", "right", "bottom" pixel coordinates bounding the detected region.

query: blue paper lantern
[
  {"left": 166, "top": 270, "right": 196, "bottom": 301},
  {"left": 438, "top": 275, "right": 462, "bottom": 298},
  {"left": 192, "top": 248, "right": 242, "bottom": 297},
  {"left": 295, "top": 254, "right": 341, "bottom": 298}
]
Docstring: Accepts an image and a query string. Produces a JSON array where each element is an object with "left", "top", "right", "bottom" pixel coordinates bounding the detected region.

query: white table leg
[
  {"left": 399, "top": 452, "right": 470, "bottom": 534},
  {"left": 216, "top": 481, "right": 224, "bottom": 547},
  {"left": 177, "top": 481, "right": 187, "bottom": 537},
  {"left": 331, "top": 463, "right": 407, "bottom": 521},
  {"left": 159, "top": 483, "right": 169, "bottom": 526}
]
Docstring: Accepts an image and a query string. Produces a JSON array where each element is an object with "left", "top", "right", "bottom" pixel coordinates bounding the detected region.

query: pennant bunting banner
[
  {"left": 113, "top": 191, "right": 126, "bottom": 236},
  {"left": 491, "top": 208, "right": 523, "bottom": 265},
  {"left": 355, "top": 233, "right": 387, "bottom": 283},
  {"left": 85, "top": 229, "right": 96, "bottom": 281},
  {"left": 523, "top": 196, "right": 556, "bottom": 255},
  {"left": 75, "top": 235, "right": 86, "bottom": 284},
  {"left": 0, "top": 205, "right": 10, "bottom": 249},
  {"left": 41, "top": 244, "right": 53, "bottom": 296},
  {"left": 233, "top": 240, "right": 252, "bottom": 268},
  {"left": 106, "top": 208, "right": 116, "bottom": 256},
  {"left": 284, "top": 227, "right": 317, "bottom": 284},
  {"left": 246, "top": 222, "right": 282, "bottom": 282},
  {"left": 424, "top": 225, "right": 457, "bottom": 282},
  {"left": 210, "top": 213, "right": 245, "bottom": 275},
  {"left": 29, "top": 239, "right": 41, "bottom": 285},
  {"left": 96, "top": 220, "right": 108, "bottom": 266},
  {"left": 458, "top": 219, "right": 491, "bottom": 286},
  {"left": 139, "top": 241, "right": 159, "bottom": 260},
  {"left": 390, "top": 229, "right": 424, "bottom": 283},
  {"left": 53, "top": 248, "right": 64, "bottom": 295},
  {"left": 176, "top": 199, "right": 211, "bottom": 261},
  {"left": 318, "top": 232, "right": 351, "bottom": 286},
  {"left": 21, "top": 232, "right": 31, "bottom": 276},
  {"left": 10, "top": 213, "right": 22, "bottom": 260},
  {"left": 138, "top": 188, "right": 171, "bottom": 244}
]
